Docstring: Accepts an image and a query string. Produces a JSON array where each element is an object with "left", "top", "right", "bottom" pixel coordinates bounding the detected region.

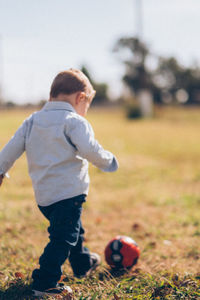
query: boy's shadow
[{"left": 0, "top": 281, "right": 34, "bottom": 300}]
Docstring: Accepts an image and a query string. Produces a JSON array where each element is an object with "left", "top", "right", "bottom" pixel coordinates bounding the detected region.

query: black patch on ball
[{"left": 110, "top": 239, "right": 123, "bottom": 252}]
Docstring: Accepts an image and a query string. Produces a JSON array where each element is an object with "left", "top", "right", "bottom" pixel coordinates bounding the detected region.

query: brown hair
[{"left": 50, "top": 69, "right": 94, "bottom": 98}]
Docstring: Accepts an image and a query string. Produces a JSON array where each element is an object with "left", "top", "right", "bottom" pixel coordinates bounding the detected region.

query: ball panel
[
  {"left": 120, "top": 242, "right": 140, "bottom": 268},
  {"left": 118, "top": 236, "right": 139, "bottom": 247}
]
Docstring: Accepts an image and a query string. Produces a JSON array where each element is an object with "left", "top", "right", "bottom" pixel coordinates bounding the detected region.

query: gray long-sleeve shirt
[{"left": 0, "top": 101, "right": 118, "bottom": 206}]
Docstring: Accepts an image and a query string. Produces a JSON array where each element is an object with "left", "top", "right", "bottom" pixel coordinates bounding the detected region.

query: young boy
[{"left": 0, "top": 69, "right": 118, "bottom": 297}]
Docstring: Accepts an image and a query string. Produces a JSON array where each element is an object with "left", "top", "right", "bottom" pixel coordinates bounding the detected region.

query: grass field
[{"left": 0, "top": 106, "right": 200, "bottom": 299}]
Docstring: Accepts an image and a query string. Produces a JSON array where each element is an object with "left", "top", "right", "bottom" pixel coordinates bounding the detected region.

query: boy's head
[{"left": 49, "top": 69, "right": 96, "bottom": 116}]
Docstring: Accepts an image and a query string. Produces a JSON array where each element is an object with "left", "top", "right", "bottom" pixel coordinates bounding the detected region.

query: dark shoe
[
  {"left": 74, "top": 252, "right": 101, "bottom": 278},
  {"left": 32, "top": 283, "right": 72, "bottom": 297}
]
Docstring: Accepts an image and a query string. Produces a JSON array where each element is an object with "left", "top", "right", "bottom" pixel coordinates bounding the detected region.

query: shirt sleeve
[
  {"left": 67, "top": 116, "right": 119, "bottom": 172},
  {"left": 0, "top": 118, "right": 29, "bottom": 176}
]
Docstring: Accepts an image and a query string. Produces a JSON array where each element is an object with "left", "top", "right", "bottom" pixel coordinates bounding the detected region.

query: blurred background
[{"left": 0, "top": 0, "right": 200, "bottom": 116}]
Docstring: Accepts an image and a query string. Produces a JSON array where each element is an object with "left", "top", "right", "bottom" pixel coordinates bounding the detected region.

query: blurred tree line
[
  {"left": 114, "top": 37, "right": 200, "bottom": 105},
  {"left": 1, "top": 36, "right": 200, "bottom": 109},
  {"left": 81, "top": 36, "right": 200, "bottom": 109}
]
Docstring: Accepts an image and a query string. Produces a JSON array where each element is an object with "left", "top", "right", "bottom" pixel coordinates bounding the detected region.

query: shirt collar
[{"left": 42, "top": 101, "right": 76, "bottom": 112}]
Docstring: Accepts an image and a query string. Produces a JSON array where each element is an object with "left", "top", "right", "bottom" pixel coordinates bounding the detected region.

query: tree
[
  {"left": 114, "top": 37, "right": 161, "bottom": 104},
  {"left": 153, "top": 57, "right": 200, "bottom": 104},
  {"left": 114, "top": 36, "right": 200, "bottom": 105},
  {"left": 114, "top": 37, "right": 151, "bottom": 91}
]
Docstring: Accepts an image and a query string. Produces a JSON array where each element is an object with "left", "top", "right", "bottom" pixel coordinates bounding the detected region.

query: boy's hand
[{"left": 0, "top": 175, "right": 3, "bottom": 186}]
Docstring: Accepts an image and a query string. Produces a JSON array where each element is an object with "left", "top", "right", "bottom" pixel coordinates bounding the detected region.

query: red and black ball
[{"left": 105, "top": 236, "right": 140, "bottom": 269}]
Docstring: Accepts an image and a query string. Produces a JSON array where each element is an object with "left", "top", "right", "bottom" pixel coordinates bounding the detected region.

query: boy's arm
[
  {"left": 67, "top": 117, "right": 118, "bottom": 172},
  {"left": 0, "top": 119, "right": 28, "bottom": 179}
]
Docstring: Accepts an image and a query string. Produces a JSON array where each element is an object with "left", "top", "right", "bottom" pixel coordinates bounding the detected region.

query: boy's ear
[{"left": 75, "top": 92, "right": 86, "bottom": 104}]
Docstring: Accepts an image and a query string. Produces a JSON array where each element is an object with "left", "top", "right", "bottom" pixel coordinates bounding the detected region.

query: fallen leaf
[
  {"left": 132, "top": 223, "right": 141, "bottom": 230},
  {"left": 148, "top": 241, "right": 157, "bottom": 248},
  {"left": 15, "top": 272, "right": 24, "bottom": 279}
]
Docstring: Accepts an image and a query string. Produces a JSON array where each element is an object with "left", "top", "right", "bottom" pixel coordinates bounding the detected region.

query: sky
[{"left": 0, "top": 0, "right": 200, "bottom": 104}]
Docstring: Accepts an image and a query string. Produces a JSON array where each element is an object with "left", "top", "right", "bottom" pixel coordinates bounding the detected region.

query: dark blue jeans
[{"left": 32, "top": 195, "right": 91, "bottom": 290}]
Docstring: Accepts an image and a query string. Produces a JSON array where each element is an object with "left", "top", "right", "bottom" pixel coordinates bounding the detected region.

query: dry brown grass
[{"left": 0, "top": 106, "right": 200, "bottom": 299}]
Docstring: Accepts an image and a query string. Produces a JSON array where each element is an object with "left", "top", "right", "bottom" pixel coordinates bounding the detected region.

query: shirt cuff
[{"left": 100, "top": 156, "right": 119, "bottom": 172}]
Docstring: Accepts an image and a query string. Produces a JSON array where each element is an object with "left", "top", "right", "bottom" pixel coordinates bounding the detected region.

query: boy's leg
[
  {"left": 32, "top": 196, "right": 85, "bottom": 290},
  {"left": 69, "top": 222, "right": 91, "bottom": 276},
  {"left": 69, "top": 222, "right": 101, "bottom": 277}
]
